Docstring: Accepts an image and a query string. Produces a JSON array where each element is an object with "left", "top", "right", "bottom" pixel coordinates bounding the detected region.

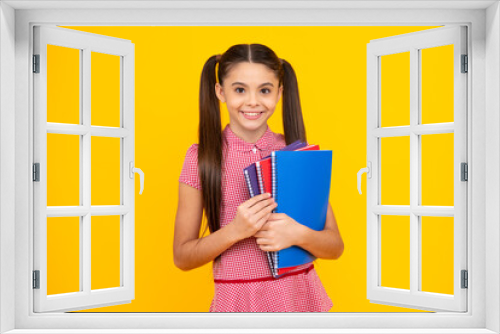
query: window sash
[
  {"left": 32, "top": 25, "right": 136, "bottom": 313},
  {"left": 366, "top": 25, "right": 468, "bottom": 312}
]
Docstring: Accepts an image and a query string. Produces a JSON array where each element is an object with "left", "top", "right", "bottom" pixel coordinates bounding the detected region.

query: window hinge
[
  {"left": 33, "top": 163, "right": 40, "bottom": 182},
  {"left": 461, "top": 269, "right": 468, "bottom": 289},
  {"left": 33, "top": 54, "right": 40, "bottom": 73},
  {"left": 461, "top": 54, "right": 468, "bottom": 73},
  {"left": 461, "top": 162, "right": 468, "bottom": 181},
  {"left": 33, "top": 270, "right": 40, "bottom": 289}
]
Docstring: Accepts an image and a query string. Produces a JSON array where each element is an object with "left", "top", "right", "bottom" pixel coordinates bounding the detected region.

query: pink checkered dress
[{"left": 179, "top": 123, "right": 333, "bottom": 312}]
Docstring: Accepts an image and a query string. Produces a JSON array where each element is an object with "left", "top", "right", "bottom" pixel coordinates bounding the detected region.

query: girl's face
[{"left": 215, "top": 62, "right": 283, "bottom": 142}]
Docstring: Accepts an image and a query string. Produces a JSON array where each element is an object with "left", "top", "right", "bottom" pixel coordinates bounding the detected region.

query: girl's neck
[{"left": 228, "top": 123, "right": 268, "bottom": 144}]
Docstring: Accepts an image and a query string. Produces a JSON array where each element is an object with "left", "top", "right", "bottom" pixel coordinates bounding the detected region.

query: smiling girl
[{"left": 173, "top": 44, "right": 344, "bottom": 312}]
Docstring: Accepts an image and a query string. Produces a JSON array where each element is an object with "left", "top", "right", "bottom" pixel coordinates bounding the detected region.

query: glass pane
[
  {"left": 91, "top": 51, "right": 121, "bottom": 127},
  {"left": 91, "top": 136, "right": 121, "bottom": 206},
  {"left": 47, "top": 216, "right": 80, "bottom": 295},
  {"left": 380, "top": 51, "right": 410, "bottom": 127},
  {"left": 381, "top": 136, "right": 410, "bottom": 205},
  {"left": 421, "top": 133, "right": 454, "bottom": 206},
  {"left": 91, "top": 215, "right": 121, "bottom": 290},
  {"left": 421, "top": 44, "right": 454, "bottom": 124},
  {"left": 47, "top": 44, "right": 80, "bottom": 124},
  {"left": 381, "top": 215, "right": 410, "bottom": 290},
  {"left": 47, "top": 133, "right": 80, "bottom": 206},
  {"left": 421, "top": 216, "right": 454, "bottom": 295}
]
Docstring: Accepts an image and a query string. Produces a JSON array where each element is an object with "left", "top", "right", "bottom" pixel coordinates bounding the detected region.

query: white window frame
[
  {"left": 33, "top": 25, "right": 136, "bottom": 313},
  {"left": 365, "top": 25, "right": 468, "bottom": 312},
  {"left": 0, "top": 1, "right": 498, "bottom": 333}
]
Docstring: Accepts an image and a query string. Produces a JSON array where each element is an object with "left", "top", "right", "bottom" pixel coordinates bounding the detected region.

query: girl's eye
[{"left": 235, "top": 88, "right": 271, "bottom": 94}]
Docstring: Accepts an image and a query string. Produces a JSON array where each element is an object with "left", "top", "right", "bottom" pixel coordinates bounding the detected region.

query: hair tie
[{"left": 216, "top": 54, "right": 222, "bottom": 63}]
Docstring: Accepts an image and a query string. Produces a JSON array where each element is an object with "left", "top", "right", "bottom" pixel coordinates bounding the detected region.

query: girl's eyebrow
[{"left": 231, "top": 82, "right": 274, "bottom": 87}]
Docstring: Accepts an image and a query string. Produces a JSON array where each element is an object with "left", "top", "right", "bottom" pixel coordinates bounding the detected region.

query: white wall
[
  {"left": 0, "top": 2, "right": 16, "bottom": 334},
  {"left": 0, "top": 1, "right": 498, "bottom": 333},
  {"left": 486, "top": 2, "right": 500, "bottom": 333}
]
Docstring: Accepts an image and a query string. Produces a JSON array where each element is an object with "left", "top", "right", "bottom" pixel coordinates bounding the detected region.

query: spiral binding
[
  {"left": 255, "top": 161, "right": 265, "bottom": 195},
  {"left": 243, "top": 170, "right": 254, "bottom": 197},
  {"left": 271, "top": 151, "right": 279, "bottom": 276},
  {"left": 271, "top": 151, "right": 277, "bottom": 204},
  {"left": 266, "top": 251, "right": 275, "bottom": 277}
]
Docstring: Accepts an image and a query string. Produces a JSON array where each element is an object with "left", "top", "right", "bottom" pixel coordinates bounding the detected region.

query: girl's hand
[
  {"left": 254, "top": 213, "right": 303, "bottom": 252},
  {"left": 231, "top": 193, "right": 278, "bottom": 241}
]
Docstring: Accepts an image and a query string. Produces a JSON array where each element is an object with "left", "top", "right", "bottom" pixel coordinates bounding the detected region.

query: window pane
[
  {"left": 47, "top": 216, "right": 80, "bottom": 295},
  {"left": 381, "top": 215, "right": 410, "bottom": 290},
  {"left": 381, "top": 51, "right": 410, "bottom": 127},
  {"left": 381, "top": 136, "right": 410, "bottom": 205},
  {"left": 47, "top": 44, "right": 80, "bottom": 124},
  {"left": 421, "top": 133, "right": 454, "bottom": 206},
  {"left": 91, "top": 215, "right": 121, "bottom": 290},
  {"left": 91, "top": 136, "right": 121, "bottom": 206},
  {"left": 421, "top": 216, "right": 454, "bottom": 295},
  {"left": 47, "top": 133, "right": 80, "bottom": 206},
  {"left": 91, "top": 51, "right": 121, "bottom": 127},
  {"left": 421, "top": 44, "right": 454, "bottom": 124}
]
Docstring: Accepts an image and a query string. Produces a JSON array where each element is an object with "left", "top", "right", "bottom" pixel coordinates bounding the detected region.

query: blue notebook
[{"left": 269, "top": 150, "right": 333, "bottom": 277}]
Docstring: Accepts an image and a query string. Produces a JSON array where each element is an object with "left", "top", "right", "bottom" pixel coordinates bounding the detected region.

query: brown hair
[{"left": 198, "top": 44, "right": 307, "bottom": 241}]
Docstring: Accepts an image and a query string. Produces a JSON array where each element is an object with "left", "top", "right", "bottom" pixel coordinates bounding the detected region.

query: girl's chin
[{"left": 232, "top": 120, "right": 267, "bottom": 133}]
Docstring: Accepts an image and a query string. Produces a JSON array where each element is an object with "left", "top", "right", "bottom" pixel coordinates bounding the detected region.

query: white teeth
[{"left": 242, "top": 112, "right": 261, "bottom": 116}]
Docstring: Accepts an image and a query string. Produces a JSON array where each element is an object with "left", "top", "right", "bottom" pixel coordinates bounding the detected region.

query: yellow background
[{"left": 45, "top": 26, "right": 455, "bottom": 312}]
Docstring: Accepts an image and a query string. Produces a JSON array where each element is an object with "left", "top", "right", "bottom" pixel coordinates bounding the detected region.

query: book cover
[
  {"left": 256, "top": 144, "right": 321, "bottom": 277},
  {"left": 257, "top": 158, "right": 273, "bottom": 196},
  {"left": 243, "top": 163, "right": 261, "bottom": 197},
  {"left": 271, "top": 150, "right": 333, "bottom": 272},
  {"left": 296, "top": 144, "right": 320, "bottom": 151}
]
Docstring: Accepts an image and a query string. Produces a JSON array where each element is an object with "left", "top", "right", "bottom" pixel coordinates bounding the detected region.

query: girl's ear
[
  {"left": 215, "top": 83, "right": 226, "bottom": 103},
  {"left": 278, "top": 85, "right": 283, "bottom": 101}
]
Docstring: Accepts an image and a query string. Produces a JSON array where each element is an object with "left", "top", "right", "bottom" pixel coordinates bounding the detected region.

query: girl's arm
[
  {"left": 255, "top": 202, "right": 344, "bottom": 260},
  {"left": 173, "top": 183, "right": 240, "bottom": 271},
  {"left": 173, "top": 183, "right": 277, "bottom": 271}
]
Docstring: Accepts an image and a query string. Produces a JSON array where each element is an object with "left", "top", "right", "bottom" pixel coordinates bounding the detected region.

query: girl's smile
[{"left": 240, "top": 110, "right": 265, "bottom": 120}]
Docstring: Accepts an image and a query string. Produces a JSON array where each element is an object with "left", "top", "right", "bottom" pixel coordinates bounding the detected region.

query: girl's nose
[{"left": 246, "top": 93, "right": 259, "bottom": 105}]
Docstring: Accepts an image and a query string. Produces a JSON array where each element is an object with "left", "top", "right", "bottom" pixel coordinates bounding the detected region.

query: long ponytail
[
  {"left": 198, "top": 55, "right": 223, "bottom": 237},
  {"left": 281, "top": 58, "right": 307, "bottom": 144}
]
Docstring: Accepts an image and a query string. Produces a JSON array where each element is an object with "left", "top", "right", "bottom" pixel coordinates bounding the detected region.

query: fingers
[
  {"left": 252, "top": 201, "right": 277, "bottom": 222},
  {"left": 255, "top": 197, "right": 277, "bottom": 213},
  {"left": 249, "top": 198, "right": 275, "bottom": 216},
  {"left": 268, "top": 212, "right": 285, "bottom": 219},
  {"left": 255, "top": 237, "right": 269, "bottom": 245},
  {"left": 255, "top": 210, "right": 273, "bottom": 229},
  {"left": 254, "top": 230, "right": 269, "bottom": 238},
  {"left": 242, "top": 193, "right": 272, "bottom": 209},
  {"left": 258, "top": 243, "right": 274, "bottom": 252}
]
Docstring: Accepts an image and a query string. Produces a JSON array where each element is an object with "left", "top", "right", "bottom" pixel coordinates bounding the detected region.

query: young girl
[{"left": 174, "top": 44, "right": 344, "bottom": 312}]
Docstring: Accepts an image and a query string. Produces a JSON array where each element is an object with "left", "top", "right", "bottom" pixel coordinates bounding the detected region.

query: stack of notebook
[{"left": 243, "top": 140, "right": 333, "bottom": 278}]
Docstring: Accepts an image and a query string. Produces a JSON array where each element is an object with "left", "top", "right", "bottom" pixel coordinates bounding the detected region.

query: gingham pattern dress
[{"left": 179, "top": 123, "right": 333, "bottom": 312}]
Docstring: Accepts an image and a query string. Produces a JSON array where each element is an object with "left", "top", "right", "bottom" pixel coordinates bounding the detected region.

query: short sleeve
[{"left": 179, "top": 144, "right": 202, "bottom": 191}]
